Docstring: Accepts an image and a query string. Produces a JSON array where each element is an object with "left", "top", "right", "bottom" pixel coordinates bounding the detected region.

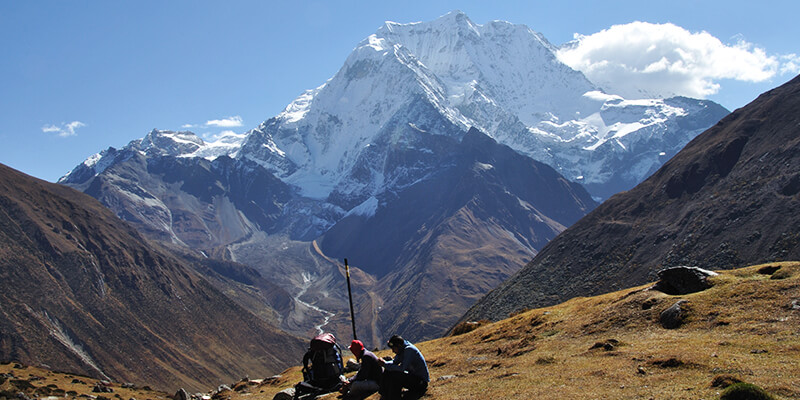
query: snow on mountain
[
  {"left": 140, "top": 129, "right": 204, "bottom": 156},
  {"left": 63, "top": 10, "right": 727, "bottom": 204},
  {"left": 378, "top": 11, "right": 599, "bottom": 127},
  {"left": 59, "top": 129, "right": 245, "bottom": 183},
  {"left": 56, "top": 10, "right": 731, "bottom": 343},
  {"left": 232, "top": 10, "right": 727, "bottom": 203}
]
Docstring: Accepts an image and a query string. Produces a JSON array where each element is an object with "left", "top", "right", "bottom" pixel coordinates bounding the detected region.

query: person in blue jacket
[{"left": 378, "top": 335, "right": 429, "bottom": 399}]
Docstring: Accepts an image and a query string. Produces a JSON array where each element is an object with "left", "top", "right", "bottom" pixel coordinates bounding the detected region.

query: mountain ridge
[
  {"left": 57, "top": 11, "right": 727, "bottom": 342},
  {"left": 0, "top": 163, "right": 306, "bottom": 392},
  {"left": 462, "top": 74, "right": 800, "bottom": 323}
]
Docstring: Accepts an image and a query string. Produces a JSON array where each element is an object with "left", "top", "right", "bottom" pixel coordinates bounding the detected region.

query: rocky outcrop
[{"left": 652, "top": 266, "right": 717, "bottom": 295}]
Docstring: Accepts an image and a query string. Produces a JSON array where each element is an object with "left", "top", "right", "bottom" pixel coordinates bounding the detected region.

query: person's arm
[
  {"left": 381, "top": 354, "right": 402, "bottom": 372},
  {"left": 351, "top": 356, "right": 371, "bottom": 381},
  {"left": 402, "top": 347, "right": 427, "bottom": 379}
]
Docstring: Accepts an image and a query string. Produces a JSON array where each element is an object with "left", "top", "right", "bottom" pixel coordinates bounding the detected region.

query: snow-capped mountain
[
  {"left": 59, "top": 11, "right": 728, "bottom": 342},
  {"left": 64, "top": 11, "right": 727, "bottom": 209},
  {"left": 234, "top": 10, "right": 727, "bottom": 203}
]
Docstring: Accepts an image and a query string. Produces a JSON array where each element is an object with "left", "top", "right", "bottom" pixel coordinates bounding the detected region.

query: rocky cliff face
[
  {"left": 320, "top": 128, "right": 596, "bottom": 341},
  {"left": 461, "top": 75, "right": 800, "bottom": 323}
]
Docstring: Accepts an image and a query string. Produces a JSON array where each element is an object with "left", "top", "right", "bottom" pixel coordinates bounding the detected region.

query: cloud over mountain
[
  {"left": 42, "top": 121, "right": 86, "bottom": 137},
  {"left": 206, "top": 115, "right": 244, "bottom": 127},
  {"left": 557, "top": 21, "right": 793, "bottom": 99}
]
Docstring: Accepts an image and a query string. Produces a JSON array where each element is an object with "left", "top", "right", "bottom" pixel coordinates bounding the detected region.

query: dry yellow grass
[
  {"left": 3, "top": 262, "right": 797, "bottom": 400},
  {"left": 246, "top": 262, "right": 800, "bottom": 400},
  {"left": 0, "top": 362, "right": 170, "bottom": 400}
]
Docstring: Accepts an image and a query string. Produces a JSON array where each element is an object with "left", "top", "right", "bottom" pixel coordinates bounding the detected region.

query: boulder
[
  {"left": 174, "top": 388, "right": 189, "bottom": 400},
  {"left": 345, "top": 358, "right": 360, "bottom": 372},
  {"left": 660, "top": 300, "right": 689, "bottom": 329},
  {"left": 272, "top": 388, "right": 295, "bottom": 400},
  {"left": 92, "top": 382, "right": 114, "bottom": 393},
  {"left": 653, "top": 266, "right": 717, "bottom": 295}
]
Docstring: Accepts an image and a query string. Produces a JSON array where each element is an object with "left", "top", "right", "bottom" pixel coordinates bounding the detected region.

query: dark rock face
[
  {"left": 321, "top": 128, "right": 597, "bottom": 340},
  {"left": 462, "top": 75, "right": 800, "bottom": 323},
  {"left": 652, "top": 266, "right": 717, "bottom": 295}
]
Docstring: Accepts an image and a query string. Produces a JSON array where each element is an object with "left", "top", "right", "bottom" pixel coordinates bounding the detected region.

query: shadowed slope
[
  {"left": 463, "top": 75, "right": 800, "bottom": 322},
  {"left": 0, "top": 163, "right": 305, "bottom": 392}
]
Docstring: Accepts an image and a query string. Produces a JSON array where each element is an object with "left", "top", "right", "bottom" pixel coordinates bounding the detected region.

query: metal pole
[{"left": 345, "top": 258, "right": 357, "bottom": 340}]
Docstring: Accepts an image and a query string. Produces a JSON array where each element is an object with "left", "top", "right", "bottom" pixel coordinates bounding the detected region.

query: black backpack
[{"left": 295, "top": 333, "right": 344, "bottom": 399}]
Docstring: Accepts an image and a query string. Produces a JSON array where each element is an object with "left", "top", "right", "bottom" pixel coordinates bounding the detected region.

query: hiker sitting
[
  {"left": 339, "top": 340, "right": 382, "bottom": 400},
  {"left": 378, "top": 335, "right": 429, "bottom": 400}
]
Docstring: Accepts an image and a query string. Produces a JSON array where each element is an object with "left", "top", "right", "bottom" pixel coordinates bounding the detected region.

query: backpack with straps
[{"left": 297, "top": 332, "right": 344, "bottom": 397}]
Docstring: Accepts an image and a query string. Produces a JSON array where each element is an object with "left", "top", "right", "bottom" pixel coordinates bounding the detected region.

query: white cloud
[
  {"left": 206, "top": 116, "right": 243, "bottom": 128},
  {"left": 556, "top": 22, "right": 791, "bottom": 99},
  {"left": 780, "top": 54, "right": 800, "bottom": 75},
  {"left": 181, "top": 123, "right": 196, "bottom": 129},
  {"left": 42, "top": 121, "right": 86, "bottom": 137},
  {"left": 203, "top": 130, "right": 238, "bottom": 141}
]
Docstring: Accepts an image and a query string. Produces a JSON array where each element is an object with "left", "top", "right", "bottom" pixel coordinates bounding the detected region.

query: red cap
[{"left": 349, "top": 340, "right": 365, "bottom": 358}]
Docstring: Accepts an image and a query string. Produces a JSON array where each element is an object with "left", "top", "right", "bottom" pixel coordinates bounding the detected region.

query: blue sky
[{"left": 2, "top": 1, "right": 798, "bottom": 182}]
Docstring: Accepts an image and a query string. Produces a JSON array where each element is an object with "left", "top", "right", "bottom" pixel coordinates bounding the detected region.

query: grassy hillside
[
  {"left": 0, "top": 362, "right": 169, "bottom": 400},
  {"left": 4, "top": 262, "right": 797, "bottom": 399},
  {"left": 247, "top": 262, "right": 799, "bottom": 399}
]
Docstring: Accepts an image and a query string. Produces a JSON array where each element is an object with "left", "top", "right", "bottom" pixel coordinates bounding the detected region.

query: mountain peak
[
  {"left": 383, "top": 10, "right": 476, "bottom": 34},
  {"left": 430, "top": 10, "right": 479, "bottom": 34},
  {"left": 140, "top": 129, "right": 205, "bottom": 157}
]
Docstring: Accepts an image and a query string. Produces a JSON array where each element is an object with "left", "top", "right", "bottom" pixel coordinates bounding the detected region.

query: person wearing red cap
[{"left": 340, "top": 340, "right": 382, "bottom": 400}]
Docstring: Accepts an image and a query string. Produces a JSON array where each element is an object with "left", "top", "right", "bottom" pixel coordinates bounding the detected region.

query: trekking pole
[{"left": 344, "top": 258, "right": 357, "bottom": 340}]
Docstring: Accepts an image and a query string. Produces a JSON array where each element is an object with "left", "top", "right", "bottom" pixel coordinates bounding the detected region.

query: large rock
[
  {"left": 174, "top": 388, "right": 189, "bottom": 400},
  {"left": 660, "top": 300, "right": 689, "bottom": 329},
  {"left": 653, "top": 266, "right": 718, "bottom": 295},
  {"left": 272, "top": 388, "right": 295, "bottom": 400}
]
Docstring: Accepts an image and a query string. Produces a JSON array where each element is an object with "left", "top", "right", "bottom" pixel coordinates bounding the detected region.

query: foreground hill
[
  {"left": 463, "top": 74, "right": 800, "bottom": 322},
  {"left": 0, "top": 163, "right": 306, "bottom": 392},
  {"left": 236, "top": 262, "right": 800, "bottom": 400}
]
